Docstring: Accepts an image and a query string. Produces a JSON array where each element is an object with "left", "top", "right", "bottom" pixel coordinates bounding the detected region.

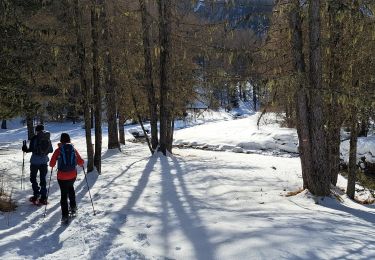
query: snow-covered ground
[
  {"left": 0, "top": 113, "right": 375, "bottom": 259},
  {"left": 174, "top": 113, "right": 299, "bottom": 155},
  {"left": 341, "top": 136, "right": 375, "bottom": 163}
]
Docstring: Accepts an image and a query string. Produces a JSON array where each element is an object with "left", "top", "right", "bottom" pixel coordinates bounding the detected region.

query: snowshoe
[
  {"left": 38, "top": 198, "right": 48, "bottom": 206},
  {"left": 69, "top": 207, "right": 77, "bottom": 218},
  {"left": 61, "top": 216, "right": 69, "bottom": 225},
  {"left": 29, "top": 196, "right": 39, "bottom": 205}
]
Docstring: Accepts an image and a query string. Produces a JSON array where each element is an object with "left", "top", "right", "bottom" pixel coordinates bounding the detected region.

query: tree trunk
[
  {"left": 130, "top": 86, "right": 153, "bottom": 154},
  {"left": 26, "top": 114, "right": 34, "bottom": 140},
  {"left": 289, "top": 0, "right": 311, "bottom": 189},
  {"left": 327, "top": 124, "right": 341, "bottom": 185},
  {"left": 243, "top": 83, "right": 247, "bottom": 101},
  {"left": 74, "top": 0, "right": 94, "bottom": 172},
  {"left": 239, "top": 84, "right": 242, "bottom": 101},
  {"left": 307, "top": 0, "right": 330, "bottom": 196},
  {"left": 90, "top": 107, "right": 94, "bottom": 129},
  {"left": 326, "top": 0, "right": 344, "bottom": 186},
  {"left": 358, "top": 117, "right": 369, "bottom": 137},
  {"left": 1, "top": 119, "right": 6, "bottom": 129},
  {"left": 347, "top": 0, "right": 360, "bottom": 199},
  {"left": 118, "top": 111, "right": 125, "bottom": 145},
  {"left": 158, "top": 0, "right": 173, "bottom": 155},
  {"left": 91, "top": 0, "right": 102, "bottom": 173},
  {"left": 166, "top": 116, "right": 174, "bottom": 153},
  {"left": 253, "top": 84, "right": 257, "bottom": 111},
  {"left": 347, "top": 109, "right": 358, "bottom": 199},
  {"left": 139, "top": 0, "right": 158, "bottom": 151},
  {"left": 102, "top": 2, "right": 119, "bottom": 150}
]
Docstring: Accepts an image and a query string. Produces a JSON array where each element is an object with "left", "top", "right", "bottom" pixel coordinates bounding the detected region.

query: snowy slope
[{"left": 0, "top": 115, "right": 375, "bottom": 259}]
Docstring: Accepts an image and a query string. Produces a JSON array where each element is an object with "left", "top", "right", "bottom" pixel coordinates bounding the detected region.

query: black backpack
[
  {"left": 57, "top": 144, "right": 77, "bottom": 172},
  {"left": 34, "top": 131, "right": 51, "bottom": 156}
]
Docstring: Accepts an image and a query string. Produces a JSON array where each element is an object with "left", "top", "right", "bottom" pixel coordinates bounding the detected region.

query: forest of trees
[
  {"left": 0, "top": 0, "right": 264, "bottom": 170},
  {"left": 1, "top": 0, "right": 375, "bottom": 198},
  {"left": 263, "top": 0, "right": 375, "bottom": 197}
]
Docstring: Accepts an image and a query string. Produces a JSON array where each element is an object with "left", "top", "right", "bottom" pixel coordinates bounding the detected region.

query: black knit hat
[
  {"left": 35, "top": 124, "right": 44, "bottom": 132},
  {"left": 60, "top": 133, "right": 71, "bottom": 143}
]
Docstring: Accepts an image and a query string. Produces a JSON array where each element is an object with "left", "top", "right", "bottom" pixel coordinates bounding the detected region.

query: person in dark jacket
[
  {"left": 49, "top": 133, "right": 84, "bottom": 223},
  {"left": 22, "top": 124, "right": 53, "bottom": 205}
]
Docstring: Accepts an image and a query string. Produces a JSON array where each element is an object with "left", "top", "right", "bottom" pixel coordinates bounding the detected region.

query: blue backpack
[{"left": 58, "top": 144, "right": 77, "bottom": 172}]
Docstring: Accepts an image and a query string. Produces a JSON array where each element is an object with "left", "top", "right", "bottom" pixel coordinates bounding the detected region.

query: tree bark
[
  {"left": 101, "top": 2, "right": 119, "bottom": 150},
  {"left": 252, "top": 84, "right": 257, "bottom": 111},
  {"left": 158, "top": 0, "right": 173, "bottom": 155},
  {"left": 166, "top": 115, "right": 174, "bottom": 153},
  {"left": 139, "top": 0, "right": 158, "bottom": 151},
  {"left": 347, "top": 0, "right": 360, "bottom": 199},
  {"left": 130, "top": 86, "right": 153, "bottom": 154},
  {"left": 289, "top": 0, "right": 311, "bottom": 189},
  {"left": 90, "top": 106, "right": 94, "bottom": 129},
  {"left": 307, "top": 0, "right": 330, "bottom": 196},
  {"left": 326, "top": 0, "right": 344, "bottom": 186},
  {"left": 91, "top": 0, "right": 102, "bottom": 173},
  {"left": 26, "top": 114, "right": 34, "bottom": 140},
  {"left": 118, "top": 111, "right": 125, "bottom": 145},
  {"left": 74, "top": 0, "right": 94, "bottom": 172},
  {"left": 347, "top": 108, "right": 358, "bottom": 199}
]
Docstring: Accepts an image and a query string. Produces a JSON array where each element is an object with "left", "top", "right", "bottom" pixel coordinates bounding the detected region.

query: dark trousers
[
  {"left": 30, "top": 164, "right": 48, "bottom": 199},
  {"left": 58, "top": 179, "right": 77, "bottom": 217}
]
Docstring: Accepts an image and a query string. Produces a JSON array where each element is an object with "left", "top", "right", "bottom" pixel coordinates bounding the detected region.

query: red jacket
[{"left": 49, "top": 143, "right": 84, "bottom": 180}]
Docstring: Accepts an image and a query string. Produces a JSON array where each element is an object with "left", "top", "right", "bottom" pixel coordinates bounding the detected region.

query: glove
[{"left": 22, "top": 140, "right": 28, "bottom": 152}]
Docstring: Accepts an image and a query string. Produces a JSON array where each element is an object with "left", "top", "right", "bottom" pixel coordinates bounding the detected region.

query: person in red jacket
[{"left": 50, "top": 133, "right": 84, "bottom": 223}]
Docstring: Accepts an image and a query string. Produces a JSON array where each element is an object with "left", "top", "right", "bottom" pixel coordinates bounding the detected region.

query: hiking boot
[{"left": 38, "top": 198, "right": 48, "bottom": 205}]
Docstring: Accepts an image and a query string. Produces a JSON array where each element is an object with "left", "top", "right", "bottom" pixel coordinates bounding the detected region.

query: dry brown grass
[
  {"left": 285, "top": 188, "right": 305, "bottom": 197},
  {"left": 0, "top": 197, "right": 17, "bottom": 212},
  {"left": 0, "top": 169, "right": 17, "bottom": 212}
]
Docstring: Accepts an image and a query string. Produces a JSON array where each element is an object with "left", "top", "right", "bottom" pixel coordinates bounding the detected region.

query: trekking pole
[
  {"left": 21, "top": 140, "right": 26, "bottom": 190},
  {"left": 43, "top": 167, "right": 54, "bottom": 218},
  {"left": 82, "top": 166, "right": 96, "bottom": 215},
  {"left": 21, "top": 152, "right": 25, "bottom": 190}
]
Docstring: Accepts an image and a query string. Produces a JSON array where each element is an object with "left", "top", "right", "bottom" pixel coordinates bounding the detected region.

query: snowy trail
[{"left": 2, "top": 145, "right": 374, "bottom": 259}]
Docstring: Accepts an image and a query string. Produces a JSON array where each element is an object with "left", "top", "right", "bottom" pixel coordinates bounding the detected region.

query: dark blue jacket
[{"left": 26, "top": 132, "right": 53, "bottom": 165}]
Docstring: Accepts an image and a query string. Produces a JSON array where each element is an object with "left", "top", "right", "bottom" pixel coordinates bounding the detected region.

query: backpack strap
[
  {"left": 61, "top": 144, "right": 67, "bottom": 165},
  {"left": 70, "top": 145, "right": 75, "bottom": 165}
]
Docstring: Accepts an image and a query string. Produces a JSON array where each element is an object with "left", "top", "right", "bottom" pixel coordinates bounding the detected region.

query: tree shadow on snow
[
  {"left": 87, "top": 155, "right": 157, "bottom": 259},
  {"left": 319, "top": 199, "right": 375, "bottom": 224},
  {"left": 159, "top": 155, "right": 217, "bottom": 260}
]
